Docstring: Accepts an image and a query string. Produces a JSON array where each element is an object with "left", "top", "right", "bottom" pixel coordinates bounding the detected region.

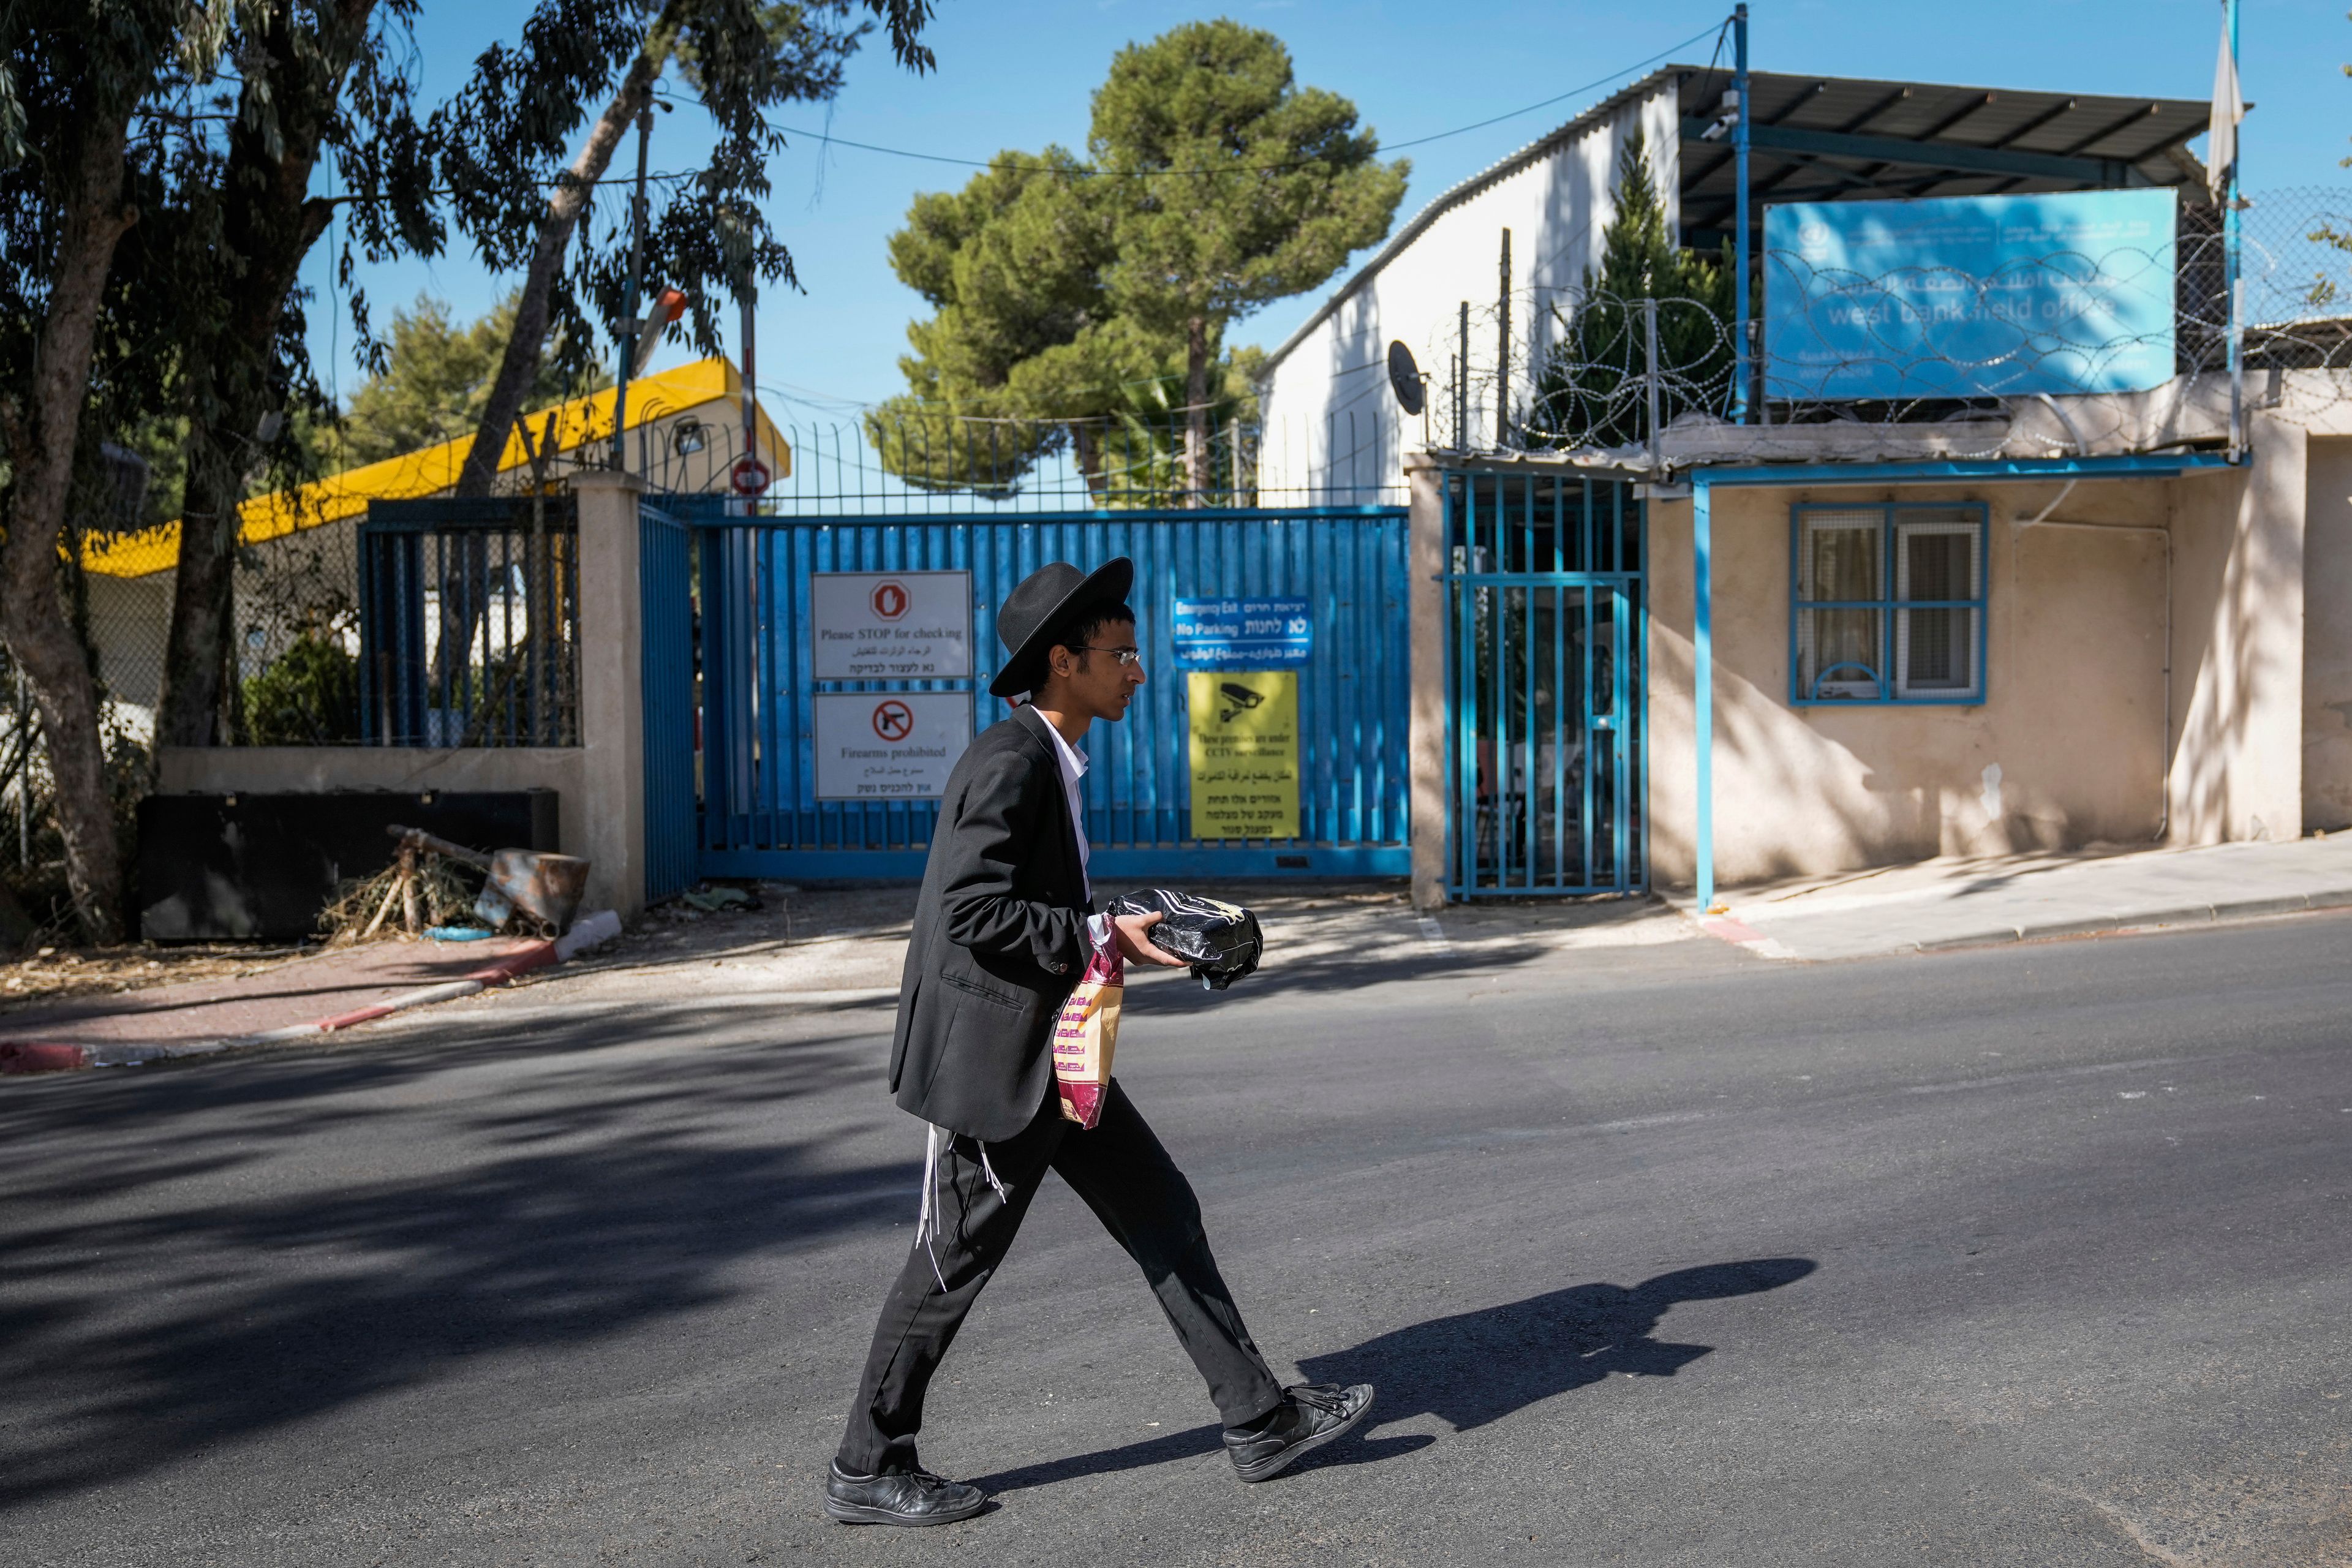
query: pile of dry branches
[{"left": 318, "top": 849, "right": 479, "bottom": 944}]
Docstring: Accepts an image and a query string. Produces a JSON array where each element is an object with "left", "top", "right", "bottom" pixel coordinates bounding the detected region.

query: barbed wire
[{"left": 1400, "top": 188, "right": 2352, "bottom": 467}]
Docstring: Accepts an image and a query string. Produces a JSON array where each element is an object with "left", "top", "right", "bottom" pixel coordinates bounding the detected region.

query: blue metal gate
[
  {"left": 662, "top": 500, "right": 1409, "bottom": 883},
  {"left": 639, "top": 501, "right": 698, "bottom": 903},
  {"left": 1444, "top": 472, "right": 1647, "bottom": 897}
]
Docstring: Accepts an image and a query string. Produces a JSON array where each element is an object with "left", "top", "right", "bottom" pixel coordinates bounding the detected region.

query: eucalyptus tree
[
  {"left": 0, "top": 0, "right": 222, "bottom": 938},
  {"left": 439, "top": 0, "right": 938, "bottom": 500},
  {"left": 152, "top": 0, "right": 443, "bottom": 751},
  {"left": 322, "top": 292, "right": 601, "bottom": 471}
]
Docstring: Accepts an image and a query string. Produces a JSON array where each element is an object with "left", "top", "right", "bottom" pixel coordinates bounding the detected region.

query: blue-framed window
[{"left": 1791, "top": 502, "right": 1986, "bottom": 705}]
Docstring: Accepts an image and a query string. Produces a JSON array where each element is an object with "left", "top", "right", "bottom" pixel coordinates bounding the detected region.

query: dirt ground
[{"left": 0, "top": 941, "right": 331, "bottom": 1014}]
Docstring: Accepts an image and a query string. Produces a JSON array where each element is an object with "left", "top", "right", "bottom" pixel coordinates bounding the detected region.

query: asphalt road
[{"left": 4, "top": 910, "right": 2349, "bottom": 1567}]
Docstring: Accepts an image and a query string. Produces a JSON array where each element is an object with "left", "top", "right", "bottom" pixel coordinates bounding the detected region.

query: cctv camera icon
[{"left": 1218, "top": 682, "right": 1265, "bottom": 723}]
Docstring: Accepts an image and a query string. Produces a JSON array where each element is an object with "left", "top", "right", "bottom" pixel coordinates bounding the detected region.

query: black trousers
[{"left": 836, "top": 1078, "right": 1284, "bottom": 1476}]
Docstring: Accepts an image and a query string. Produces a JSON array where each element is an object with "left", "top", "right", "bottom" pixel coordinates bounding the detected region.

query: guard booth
[
  {"left": 637, "top": 498, "right": 1414, "bottom": 900},
  {"left": 1439, "top": 470, "right": 1648, "bottom": 899}
]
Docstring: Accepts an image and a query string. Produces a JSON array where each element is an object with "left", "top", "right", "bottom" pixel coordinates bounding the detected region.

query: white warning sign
[
  {"left": 810, "top": 570, "right": 973, "bottom": 680},
  {"left": 813, "top": 692, "right": 972, "bottom": 801}
]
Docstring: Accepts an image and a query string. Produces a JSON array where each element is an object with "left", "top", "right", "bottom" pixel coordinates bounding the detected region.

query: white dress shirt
[{"left": 1036, "top": 709, "right": 1091, "bottom": 901}]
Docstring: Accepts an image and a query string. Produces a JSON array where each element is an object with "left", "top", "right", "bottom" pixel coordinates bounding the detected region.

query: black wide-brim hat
[{"left": 989, "top": 557, "right": 1135, "bottom": 698}]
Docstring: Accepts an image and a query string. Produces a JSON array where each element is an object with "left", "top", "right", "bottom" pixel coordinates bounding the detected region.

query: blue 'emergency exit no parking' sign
[{"left": 1170, "top": 598, "right": 1312, "bottom": 669}]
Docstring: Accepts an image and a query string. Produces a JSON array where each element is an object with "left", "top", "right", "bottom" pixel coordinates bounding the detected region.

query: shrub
[{"left": 243, "top": 633, "right": 360, "bottom": 745}]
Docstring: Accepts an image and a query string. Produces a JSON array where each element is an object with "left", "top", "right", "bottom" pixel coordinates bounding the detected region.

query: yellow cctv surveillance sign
[{"left": 1188, "top": 671, "right": 1299, "bottom": 842}]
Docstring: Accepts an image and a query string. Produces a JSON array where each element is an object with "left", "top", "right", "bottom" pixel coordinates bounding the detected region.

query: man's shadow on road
[{"left": 973, "top": 1257, "right": 1817, "bottom": 1495}]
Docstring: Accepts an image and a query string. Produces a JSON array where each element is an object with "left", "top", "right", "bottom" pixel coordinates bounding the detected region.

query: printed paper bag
[{"left": 1052, "top": 924, "right": 1123, "bottom": 1128}]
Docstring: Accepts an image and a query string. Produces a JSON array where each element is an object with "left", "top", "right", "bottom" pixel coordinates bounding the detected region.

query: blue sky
[{"left": 313, "top": 0, "right": 2352, "bottom": 430}]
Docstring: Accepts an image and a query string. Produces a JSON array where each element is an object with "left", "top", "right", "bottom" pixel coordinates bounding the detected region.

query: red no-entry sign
[{"left": 729, "top": 455, "right": 771, "bottom": 496}]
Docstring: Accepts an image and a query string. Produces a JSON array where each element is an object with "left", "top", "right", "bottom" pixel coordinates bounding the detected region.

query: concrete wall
[
  {"left": 570, "top": 470, "right": 649, "bottom": 919},
  {"left": 1648, "top": 478, "right": 2177, "bottom": 889},
  {"left": 151, "top": 470, "right": 654, "bottom": 919},
  {"left": 1257, "top": 84, "right": 1680, "bottom": 502},
  {"left": 2170, "top": 412, "right": 2306, "bottom": 845},
  {"left": 1408, "top": 465, "right": 1447, "bottom": 910},
  {"left": 2302, "top": 436, "right": 2352, "bottom": 830}
]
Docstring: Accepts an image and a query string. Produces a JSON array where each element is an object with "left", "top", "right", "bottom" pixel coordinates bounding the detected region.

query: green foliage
[
  {"left": 242, "top": 632, "right": 360, "bottom": 745},
  {"left": 436, "top": 1, "right": 934, "bottom": 394},
  {"left": 318, "top": 292, "right": 605, "bottom": 471},
  {"left": 873, "top": 21, "right": 1403, "bottom": 497},
  {"left": 1526, "top": 131, "right": 1736, "bottom": 451},
  {"left": 1090, "top": 22, "right": 1406, "bottom": 339}
]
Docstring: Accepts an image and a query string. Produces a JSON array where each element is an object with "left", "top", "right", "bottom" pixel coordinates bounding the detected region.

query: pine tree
[
  {"left": 873, "top": 21, "right": 1406, "bottom": 503},
  {"left": 1525, "top": 130, "right": 1735, "bottom": 451}
]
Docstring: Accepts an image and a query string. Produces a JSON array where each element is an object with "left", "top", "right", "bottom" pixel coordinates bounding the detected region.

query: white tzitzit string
[
  {"left": 917, "top": 1124, "right": 947, "bottom": 1292},
  {"left": 916, "top": 1123, "right": 1012, "bottom": 1295}
]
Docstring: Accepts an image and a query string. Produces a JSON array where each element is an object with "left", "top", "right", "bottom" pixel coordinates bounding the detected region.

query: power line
[
  {"left": 310, "top": 15, "right": 1730, "bottom": 209},
  {"left": 770, "top": 18, "right": 1730, "bottom": 179}
]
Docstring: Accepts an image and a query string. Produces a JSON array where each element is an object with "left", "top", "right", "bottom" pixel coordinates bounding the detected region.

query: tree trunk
[
  {"left": 0, "top": 113, "right": 139, "bottom": 943},
  {"left": 1183, "top": 314, "right": 1210, "bottom": 508},
  {"left": 155, "top": 0, "right": 372, "bottom": 750},
  {"left": 1071, "top": 422, "right": 1104, "bottom": 502},
  {"left": 454, "top": 13, "right": 680, "bottom": 499}
]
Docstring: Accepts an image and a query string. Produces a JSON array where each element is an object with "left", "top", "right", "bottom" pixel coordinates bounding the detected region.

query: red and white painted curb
[
  {"left": 0, "top": 910, "right": 623, "bottom": 1076},
  {"left": 1695, "top": 913, "right": 1797, "bottom": 960}
]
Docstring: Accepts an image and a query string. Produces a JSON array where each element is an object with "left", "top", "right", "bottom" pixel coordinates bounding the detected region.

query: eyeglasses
[{"left": 1080, "top": 645, "right": 1144, "bottom": 668}]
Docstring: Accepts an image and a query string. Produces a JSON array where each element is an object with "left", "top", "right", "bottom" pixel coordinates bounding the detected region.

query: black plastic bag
[{"left": 1106, "top": 889, "right": 1264, "bottom": 991}]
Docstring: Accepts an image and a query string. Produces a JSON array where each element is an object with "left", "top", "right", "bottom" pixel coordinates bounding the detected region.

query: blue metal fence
[
  {"left": 358, "top": 497, "right": 580, "bottom": 747},
  {"left": 638, "top": 502, "right": 698, "bottom": 903},
  {"left": 661, "top": 500, "right": 1411, "bottom": 883}
]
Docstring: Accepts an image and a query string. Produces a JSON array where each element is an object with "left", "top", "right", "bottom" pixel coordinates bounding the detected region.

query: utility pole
[
  {"left": 2225, "top": 0, "right": 2244, "bottom": 462},
  {"left": 613, "top": 102, "right": 654, "bottom": 474},
  {"left": 1644, "top": 296, "right": 1663, "bottom": 472},
  {"left": 1496, "top": 228, "right": 1512, "bottom": 448},
  {"left": 1731, "top": 2, "right": 1752, "bottom": 424},
  {"left": 739, "top": 266, "right": 758, "bottom": 488},
  {"left": 1457, "top": 301, "right": 1470, "bottom": 450}
]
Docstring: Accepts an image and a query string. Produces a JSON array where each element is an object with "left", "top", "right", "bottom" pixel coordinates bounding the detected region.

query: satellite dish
[{"left": 1387, "top": 340, "right": 1426, "bottom": 416}]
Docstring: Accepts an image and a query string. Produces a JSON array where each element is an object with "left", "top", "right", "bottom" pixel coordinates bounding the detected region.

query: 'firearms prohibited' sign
[
  {"left": 1187, "top": 671, "right": 1299, "bottom": 840},
  {"left": 811, "top": 571, "right": 973, "bottom": 680},
  {"left": 814, "top": 693, "right": 971, "bottom": 800}
]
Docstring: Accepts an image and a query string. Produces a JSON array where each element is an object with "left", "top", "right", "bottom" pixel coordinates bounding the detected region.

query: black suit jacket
[{"left": 889, "top": 705, "right": 1092, "bottom": 1141}]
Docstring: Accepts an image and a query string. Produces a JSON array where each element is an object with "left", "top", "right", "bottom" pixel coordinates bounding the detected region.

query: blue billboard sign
[
  {"left": 1762, "top": 190, "right": 2177, "bottom": 401},
  {"left": 1170, "top": 597, "right": 1313, "bottom": 668}
]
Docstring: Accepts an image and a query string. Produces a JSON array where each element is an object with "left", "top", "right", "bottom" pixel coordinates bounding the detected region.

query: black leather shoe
[
  {"left": 823, "top": 1461, "right": 989, "bottom": 1526},
  {"left": 1223, "top": 1382, "right": 1374, "bottom": 1483}
]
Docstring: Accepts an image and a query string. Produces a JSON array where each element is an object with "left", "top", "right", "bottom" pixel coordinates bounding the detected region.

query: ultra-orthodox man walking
[{"left": 825, "top": 557, "right": 1373, "bottom": 1527}]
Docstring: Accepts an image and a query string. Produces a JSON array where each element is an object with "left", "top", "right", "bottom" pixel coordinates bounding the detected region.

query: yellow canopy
[{"left": 85, "top": 356, "right": 791, "bottom": 579}]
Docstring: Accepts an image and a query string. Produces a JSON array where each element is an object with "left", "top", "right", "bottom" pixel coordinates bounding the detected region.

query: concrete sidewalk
[
  {"left": 1683, "top": 834, "right": 2352, "bottom": 960},
  {"left": 418, "top": 879, "right": 1704, "bottom": 1026}
]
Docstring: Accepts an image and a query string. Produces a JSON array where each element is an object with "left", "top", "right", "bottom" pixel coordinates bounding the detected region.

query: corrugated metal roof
[
  {"left": 1679, "top": 69, "right": 2215, "bottom": 238},
  {"left": 1261, "top": 65, "right": 2219, "bottom": 375}
]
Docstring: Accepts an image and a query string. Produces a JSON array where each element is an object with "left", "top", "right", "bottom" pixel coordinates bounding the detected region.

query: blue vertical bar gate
[
  {"left": 654, "top": 500, "right": 1412, "bottom": 885},
  {"left": 1442, "top": 471, "right": 1647, "bottom": 898},
  {"left": 639, "top": 500, "right": 698, "bottom": 903}
]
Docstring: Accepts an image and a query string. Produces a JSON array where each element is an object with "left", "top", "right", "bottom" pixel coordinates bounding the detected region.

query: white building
[{"left": 1255, "top": 65, "right": 2213, "bottom": 503}]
